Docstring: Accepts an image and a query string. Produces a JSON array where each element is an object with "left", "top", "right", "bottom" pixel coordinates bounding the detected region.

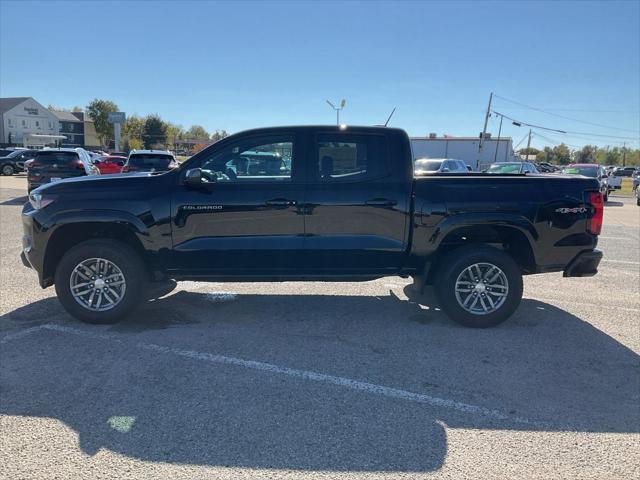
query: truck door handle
[
  {"left": 265, "top": 198, "right": 296, "bottom": 207},
  {"left": 365, "top": 198, "right": 397, "bottom": 207}
]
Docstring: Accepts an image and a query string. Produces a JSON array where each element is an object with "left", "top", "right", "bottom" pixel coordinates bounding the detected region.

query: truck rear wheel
[
  {"left": 54, "top": 239, "right": 148, "bottom": 324},
  {"left": 435, "top": 245, "right": 523, "bottom": 328}
]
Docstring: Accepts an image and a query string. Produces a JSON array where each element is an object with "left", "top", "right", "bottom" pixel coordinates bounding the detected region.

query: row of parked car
[
  {"left": 413, "top": 157, "right": 639, "bottom": 203},
  {"left": 0, "top": 147, "right": 178, "bottom": 193}
]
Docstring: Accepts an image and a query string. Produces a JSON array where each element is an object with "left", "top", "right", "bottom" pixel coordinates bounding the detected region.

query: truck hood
[{"left": 34, "top": 171, "right": 169, "bottom": 193}]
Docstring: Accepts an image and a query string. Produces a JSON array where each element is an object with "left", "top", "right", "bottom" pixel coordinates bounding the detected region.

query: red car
[{"left": 93, "top": 156, "right": 127, "bottom": 175}]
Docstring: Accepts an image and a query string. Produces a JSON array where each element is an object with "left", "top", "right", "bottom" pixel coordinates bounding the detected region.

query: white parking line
[
  {"left": 601, "top": 259, "right": 640, "bottom": 265},
  {"left": 598, "top": 236, "right": 632, "bottom": 241},
  {"left": 529, "top": 298, "right": 640, "bottom": 313},
  {"left": 1, "top": 323, "right": 540, "bottom": 427},
  {"left": 0, "top": 325, "right": 49, "bottom": 344}
]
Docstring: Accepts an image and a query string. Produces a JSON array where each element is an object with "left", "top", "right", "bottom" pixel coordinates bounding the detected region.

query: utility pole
[
  {"left": 477, "top": 92, "right": 493, "bottom": 171},
  {"left": 622, "top": 142, "right": 626, "bottom": 166},
  {"left": 493, "top": 112, "right": 503, "bottom": 163},
  {"left": 524, "top": 128, "right": 532, "bottom": 160}
]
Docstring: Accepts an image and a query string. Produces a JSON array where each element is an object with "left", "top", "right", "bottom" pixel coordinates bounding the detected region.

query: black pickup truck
[{"left": 21, "top": 126, "right": 603, "bottom": 327}]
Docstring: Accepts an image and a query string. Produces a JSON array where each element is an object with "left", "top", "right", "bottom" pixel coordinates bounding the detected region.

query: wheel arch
[
  {"left": 42, "top": 220, "right": 151, "bottom": 287},
  {"left": 425, "top": 222, "right": 537, "bottom": 284}
]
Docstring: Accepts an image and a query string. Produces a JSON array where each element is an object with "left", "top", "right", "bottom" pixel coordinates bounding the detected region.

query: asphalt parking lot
[{"left": 1, "top": 174, "right": 638, "bottom": 479}]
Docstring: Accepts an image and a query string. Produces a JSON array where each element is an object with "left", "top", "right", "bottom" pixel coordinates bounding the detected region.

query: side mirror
[
  {"left": 184, "top": 168, "right": 203, "bottom": 187},
  {"left": 441, "top": 167, "right": 450, "bottom": 173}
]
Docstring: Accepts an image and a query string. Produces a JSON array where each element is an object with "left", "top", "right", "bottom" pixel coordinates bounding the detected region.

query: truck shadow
[{"left": 1, "top": 290, "right": 639, "bottom": 473}]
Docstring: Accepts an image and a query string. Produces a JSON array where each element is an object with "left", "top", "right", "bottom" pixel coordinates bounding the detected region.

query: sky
[{"left": 1, "top": 0, "right": 638, "bottom": 149}]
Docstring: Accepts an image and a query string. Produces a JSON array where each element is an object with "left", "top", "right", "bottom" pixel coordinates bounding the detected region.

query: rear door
[{"left": 302, "top": 130, "right": 412, "bottom": 273}]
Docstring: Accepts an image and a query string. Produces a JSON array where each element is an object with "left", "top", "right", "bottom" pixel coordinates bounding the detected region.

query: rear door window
[
  {"left": 315, "top": 134, "right": 388, "bottom": 182},
  {"left": 34, "top": 151, "right": 80, "bottom": 164},
  {"left": 129, "top": 154, "right": 173, "bottom": 168}
]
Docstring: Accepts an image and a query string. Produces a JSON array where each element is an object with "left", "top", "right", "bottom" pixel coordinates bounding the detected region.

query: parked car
[
  {"left": 21, "top": 125, "right": 603, "bottom": 328},
  {"left": 0, "top": 149, "right": 38, "bottom": 175},
  {"left": 224, "top": 150, "right": 290, "bottom": 178},
  {"left": 122, "top": 150, "right": 178, "bottom": 173},
  {"left": 611, "top": 167, "right": 635, "bottom": 177},
  {"left": 25, "top": 148, "right": 99, "bottom": 193},
  {"left": 414, "top": 158, "right": 469, "bottom": 175},
  {"left": 93, "top": 155, "right": 127, "bottom": 175},
  {"left": 485, "top": 162, "right": 539, "bottom": 174},
  {"left": 534, "top": 162, "right": 558, "bottom": 173},
  {"left": 561, "top": 164, "right": 610, "bottom": 201},
  {"left": 635, "top": 179, "right": 640, "bottom": 206}
]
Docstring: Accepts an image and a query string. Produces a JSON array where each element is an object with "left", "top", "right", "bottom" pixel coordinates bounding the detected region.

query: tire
[
  {"left": 54, "top": 239, "right": 148, "bottom": 324},
  {"left": 435, "top": 245, "right": 523, "bottom": 328},
  {"left": 1, "top": 164, "right": 14, "bottom": 176}
]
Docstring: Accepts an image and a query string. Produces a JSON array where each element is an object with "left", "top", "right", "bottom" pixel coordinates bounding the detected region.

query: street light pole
[{"left": 326, "top": 99, "right": 346, "bottom": 126}]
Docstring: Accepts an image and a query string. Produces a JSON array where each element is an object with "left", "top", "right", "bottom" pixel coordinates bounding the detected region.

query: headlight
[{"left": 29, "top": 192, "right": 56, "bottom": 210}]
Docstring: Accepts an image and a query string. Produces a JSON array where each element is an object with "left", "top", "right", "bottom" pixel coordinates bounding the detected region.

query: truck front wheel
[
  {"left": 435, "top": 245, "right": 523, "bottom": 328},
  {"left": 54, "top": 239, "right": 148, "bottom": 324}
]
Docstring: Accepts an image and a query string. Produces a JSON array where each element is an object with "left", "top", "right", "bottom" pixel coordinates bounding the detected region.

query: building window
[
  {"left": 21, "top": 119, "right": 27, "bottom": 128},
  {"left": 48, "top": 121, "right": 54, "bottom": 130},
  {"left": 8, "top": 118, "right": 14, "bottom": 127},
  {"left": 35, "top": 120, "right": 41, "bottom": 130}
]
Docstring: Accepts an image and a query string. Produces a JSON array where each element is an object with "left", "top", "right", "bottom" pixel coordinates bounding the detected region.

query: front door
[{"left": 170, "top": 133, "right": 306, "bottom": 275}]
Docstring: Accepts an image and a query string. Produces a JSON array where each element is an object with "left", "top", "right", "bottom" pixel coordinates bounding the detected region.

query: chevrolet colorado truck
[{"left": 21, "top": 126, "right": 604, "bottom": 328}]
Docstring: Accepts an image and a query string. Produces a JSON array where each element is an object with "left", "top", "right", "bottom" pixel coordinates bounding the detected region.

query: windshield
[
  {"left": 563, "top": 166, "right": 598, "bottom": 177},
  {"left": 486, "top": 163, "right": 521, "bottom": 173},
  {"left": 414, "top": 159, "right": 443, "bottom": 171},
  {"left": 6, "top": 150, "right": 25, "bottom": 158},
  {"left": 128, "top": 154, "right": 173, "bottom": 168}
]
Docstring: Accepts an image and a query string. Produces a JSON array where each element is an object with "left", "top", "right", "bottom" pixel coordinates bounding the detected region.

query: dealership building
[
  {"left": 411, "top": 134, "right": 517, "bottom": 170},
  {"left": 0, "top": 97, "right": 60, "bottom": 146},
  {"left": 0, "top": 97, "right": 100, "bottom": 148}
]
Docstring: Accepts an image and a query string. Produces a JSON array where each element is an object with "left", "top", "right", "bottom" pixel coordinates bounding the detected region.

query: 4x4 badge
[{"left": 555, "top": 207, "right": 588, "bottom": 214}]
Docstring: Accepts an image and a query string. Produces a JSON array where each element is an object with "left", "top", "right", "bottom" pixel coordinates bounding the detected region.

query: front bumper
[{"left": 563, "top": 249, "right": 603, "bottom": 277}]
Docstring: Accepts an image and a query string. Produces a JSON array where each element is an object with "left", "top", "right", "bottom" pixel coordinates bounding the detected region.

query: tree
[
  {"left": 122, "top": 115, "right": 145, "bottom": 140},
  {"left": 142, "top": 114, "right": 167, "bottom": 149},
  {"left": 192, "top": 143, "right": 209, "bottom": 153},
  {"left": 165, "top": 122, "right": 185, "bottom": 149},
  {"left": 86, "top": 99, "right": 119, "bottom": 147},
  {"left": 519, "top": 147, "right": 540, "bottom": 156},
  {"left": 186, "top": 125, "right": 209, "bottom": 140},
  {"left": 210, "top": 129, "right": 229, "bottom": 142},
  {"left": 573, "top": 145, "right": 598, "bottom": 164}
]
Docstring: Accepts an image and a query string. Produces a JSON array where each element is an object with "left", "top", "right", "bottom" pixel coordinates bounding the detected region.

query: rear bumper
[
  {"left": 20, "top": 250, "right": 32, "bottom": 268},
  {"left": 563, "top": 249, "right": 603, "bottom": 277}
]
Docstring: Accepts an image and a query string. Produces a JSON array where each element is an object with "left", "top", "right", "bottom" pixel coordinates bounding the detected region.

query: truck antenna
[{"left": 384, "top": 107, "right": 396, "bottom": 127}]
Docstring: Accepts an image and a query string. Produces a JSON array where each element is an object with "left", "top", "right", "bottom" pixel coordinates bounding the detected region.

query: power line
[
  {"left": 492, "top": 111, "right": 567, "bottom": 133},
  {"left": 513, "top": 132, "right": 529, "bottom": 149},
  {"left": 494, "top": 93, "right": 640, "bottom": 133},
  {"left": 494, "top": 110, "right": 639, "bottom": 141}
]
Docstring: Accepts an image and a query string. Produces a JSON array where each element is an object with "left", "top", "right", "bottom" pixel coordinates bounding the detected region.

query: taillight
[
  {"left": 121, "top": 166, "right": 129, "bottom": 173},
  {"left": 587, "top": 191, "right": 603, "bottom": 235},
  {"left": 73, "top": 160, "right": 85, "bottom": 170}
]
